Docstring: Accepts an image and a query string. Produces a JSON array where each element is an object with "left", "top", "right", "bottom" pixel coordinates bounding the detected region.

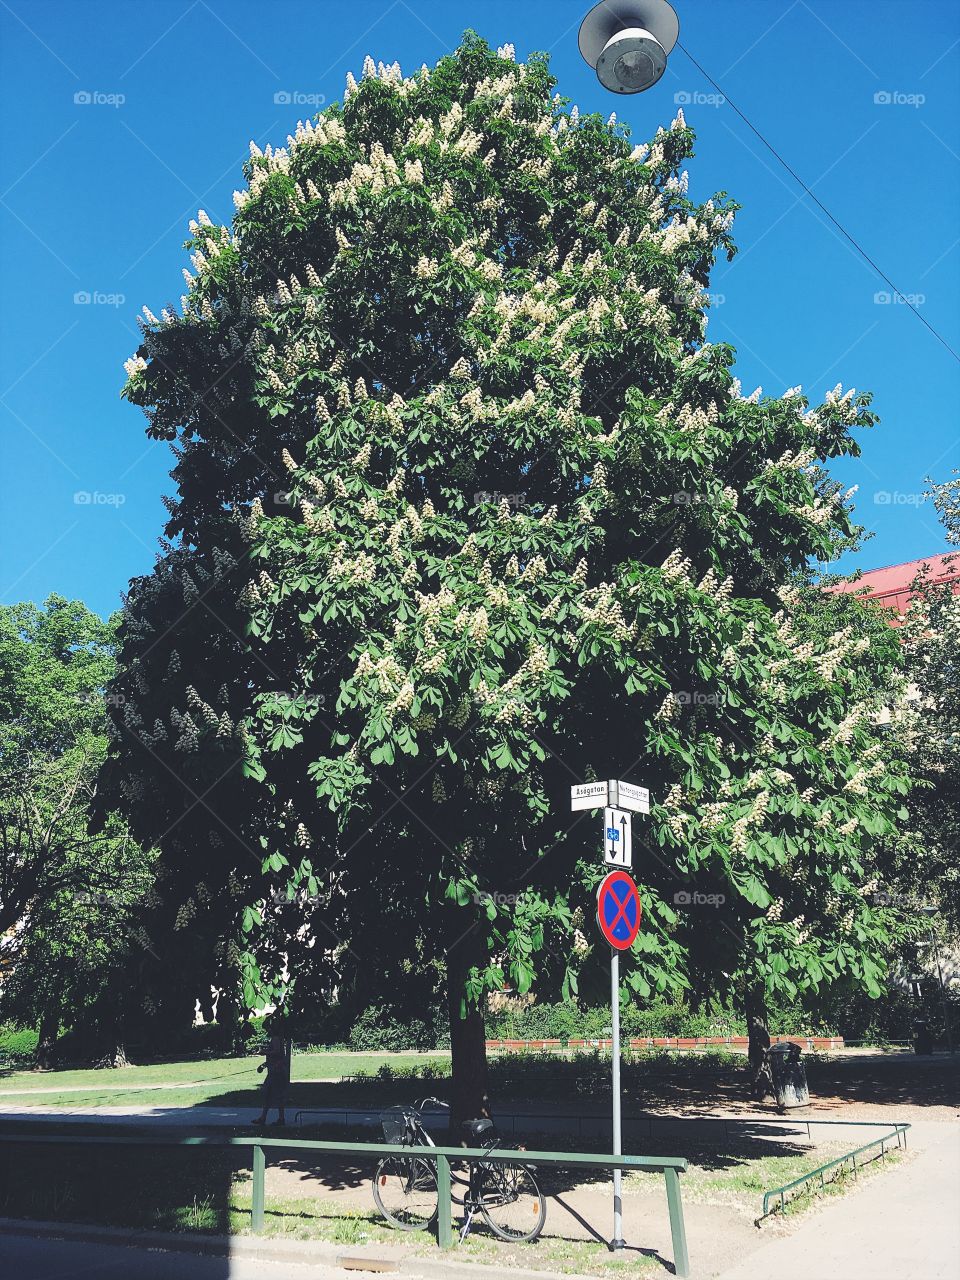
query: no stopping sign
[{"left": 597, "top": 869, "right": 642, "bottom": 950}]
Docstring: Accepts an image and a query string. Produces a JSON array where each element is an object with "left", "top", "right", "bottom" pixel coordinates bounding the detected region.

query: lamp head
[{"left": 579, "top": 0, "right": 680, "bottom": 94}]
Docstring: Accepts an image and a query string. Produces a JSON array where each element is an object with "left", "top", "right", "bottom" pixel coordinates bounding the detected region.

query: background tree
[
  {"left": 0, "top": 597, "right": 152, "bottom": 1063},
  {"left": 899, "top": 476, "right": 960, "bottom": 934},
  {"left": 111, "top": 34, "right": 912, "bottom": 1115}
]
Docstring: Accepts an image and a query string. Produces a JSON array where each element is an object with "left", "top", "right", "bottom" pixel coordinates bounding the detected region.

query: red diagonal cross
[{"left": 607, "top": 887, "right": 635, "bottom": 934}]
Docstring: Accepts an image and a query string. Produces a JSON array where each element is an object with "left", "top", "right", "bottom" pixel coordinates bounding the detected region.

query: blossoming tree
[
  {"left": 900, "top": 478, "right": 960, "bottom": 934},
  {"left": 107, "top": 34, "right": 910, "bottom": 1112}
]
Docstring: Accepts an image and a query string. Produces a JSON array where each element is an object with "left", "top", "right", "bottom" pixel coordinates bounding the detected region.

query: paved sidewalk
[
  {"left": 715, "top": 1120, "right": 960, "bottom": 1280},
  {"left": 0, "top": 1104, "right": 258, "bottom": 1126}
]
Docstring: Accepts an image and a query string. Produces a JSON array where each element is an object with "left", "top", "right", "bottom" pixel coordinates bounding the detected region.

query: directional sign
[
  {"left": 603, "top": 807, "right": 632, "bottom": 868},
  {"left": 570, "top": 782, "right": 607, "bottom": 811},
  {"left": 614, "top": 781, "right": 650, "bottom": 814},
  {"left": 597, "top": 870, "right": 642, "bottom": 950}
]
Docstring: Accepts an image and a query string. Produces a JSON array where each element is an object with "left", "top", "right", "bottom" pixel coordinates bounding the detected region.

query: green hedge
[
  {"left": 0, "top": 1025, "right": 39, "bottom": 1064},
  {"left": 486, "top": 1000, "right": 743, "bottom": 1042},
  {"left": 347, "top": 1004, "right": 450, "bottom": 1053},
  {"left": 484, "top": 997, "right": 839, "bottom": 1043}
]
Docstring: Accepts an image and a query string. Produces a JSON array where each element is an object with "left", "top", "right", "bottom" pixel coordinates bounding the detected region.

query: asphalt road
[{"left": 0, "top": 1233, "right": 356, "bottom": 1280}]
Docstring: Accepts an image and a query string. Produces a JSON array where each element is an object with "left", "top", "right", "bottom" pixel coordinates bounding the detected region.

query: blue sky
[{"left": 1, "top": 0, "right": 958, "bottom": 620}]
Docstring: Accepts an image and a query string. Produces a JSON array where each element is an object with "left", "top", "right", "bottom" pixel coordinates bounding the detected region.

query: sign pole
[
  {"left": 577, "top": 779, "right": 648, "bottom": 1254},
  {"left": 611, "top": 945, "right": 625, "bottom": 1250}
]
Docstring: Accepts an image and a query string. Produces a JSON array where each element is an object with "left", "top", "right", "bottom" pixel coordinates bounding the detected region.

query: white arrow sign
[
  {"left": 614, "top": 781, "right": 650, "bottom": 814},
  {"left": 603, "top": 807, "right": 632, "bottom": 868},
  {"left": 570, "top": 782, "right": 607, "bottom": 810}
]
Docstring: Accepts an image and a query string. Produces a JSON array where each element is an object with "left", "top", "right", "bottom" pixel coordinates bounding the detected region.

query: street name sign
[
  {"left": 570, "top": 781, "right": 607, "bottom": 810},
  {"left": 614, "top": 781, "right": 649, "bottom": 814},
  {"left": 570, "top": 779, "right": 649, "bottom": 813},
  {"left": 603, "top": 807, "right": 632, "bottom": 868}
]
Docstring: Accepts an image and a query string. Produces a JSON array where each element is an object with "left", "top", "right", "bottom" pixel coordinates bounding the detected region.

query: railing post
[
  {"left": 435, "top": 1153, "right": 453, "bottom": 1249},
  {"left": 663, "top": 1167, "right": 689, "bottom": 1279},
  {"left": 251, "top": 1142, "right": 265, "bottom": 1232}
]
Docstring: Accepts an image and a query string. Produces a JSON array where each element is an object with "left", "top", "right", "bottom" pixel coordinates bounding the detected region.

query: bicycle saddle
[{"left": 461, "top": 1118, "right": 494, "bottom": 1139}]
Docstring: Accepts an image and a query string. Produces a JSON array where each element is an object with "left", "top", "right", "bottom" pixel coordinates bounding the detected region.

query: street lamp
[
  {"left": 578, "top": 0, "right": 680, "bottom": 95},
  {"left": 919, "top": 904, "right": 955, "bottom": 1054}
]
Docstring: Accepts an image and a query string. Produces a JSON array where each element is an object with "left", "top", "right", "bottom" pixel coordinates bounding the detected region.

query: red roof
[{"left": 826, "top": 552, "right": 959, "bottom": 625}]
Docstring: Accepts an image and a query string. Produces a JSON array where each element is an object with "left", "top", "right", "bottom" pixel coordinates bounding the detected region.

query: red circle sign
[{"left": 597, "top": 870, "right": 642, "bottom": 950}]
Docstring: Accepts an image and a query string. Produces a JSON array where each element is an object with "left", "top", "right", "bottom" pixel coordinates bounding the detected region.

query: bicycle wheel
[
  {"left": 478, "top": 1160, "right": 546, "bottom": 1242},
  {"left": 373, "top": 1156, "right": 438, "bottom": 1230}
]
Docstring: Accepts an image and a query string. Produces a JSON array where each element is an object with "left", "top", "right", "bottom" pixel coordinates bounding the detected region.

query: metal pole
[
  {"left": 251, "top": 1143, "right": 265, "bottom": 1232},
  {"left": 435, "top": 1153, "right": 453, "bottom": 1249},
  {"left": 664, "top": 1165, "right": 690, "bottom": 1278},
  {"left": 611, "top": 946, "right": 625, "bottom": 1250}
]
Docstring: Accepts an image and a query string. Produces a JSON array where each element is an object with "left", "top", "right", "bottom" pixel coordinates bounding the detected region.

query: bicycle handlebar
[{"left": 415, "top": 1096, "right": 449, "bottom": 1111}]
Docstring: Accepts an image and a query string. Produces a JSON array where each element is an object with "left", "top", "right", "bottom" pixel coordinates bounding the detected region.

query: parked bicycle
[{"left": 372, "top": 1096, "right": 546, "bottom": 1243}]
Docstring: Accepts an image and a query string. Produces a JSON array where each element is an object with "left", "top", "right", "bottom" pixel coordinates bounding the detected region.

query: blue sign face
[
  {"left": 607, "top": 827, "right": 619, "bottom": 841},
  {"left": 597, "top": 871, "right": 642, "bottom": 949}
]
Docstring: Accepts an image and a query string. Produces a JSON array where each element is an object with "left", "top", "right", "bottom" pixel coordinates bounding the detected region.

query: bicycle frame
[{"left": 382, "top": 1097, "right": 532, "bottom": 1242}]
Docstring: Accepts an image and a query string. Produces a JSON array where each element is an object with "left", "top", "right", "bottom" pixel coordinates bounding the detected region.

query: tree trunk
[
  {"left": 744, "top": 985, "right": 772, "bottom": 1101},
  {"left": 447, "top": 924, "right": 490, "bottom": 1132},
  {"left": 215, "top": 980, "right": 244, "bottom": 1053},
  {"left": 93, "top": 1043, "right": 132, "bottom": 1069},
  {"left": 34, "top": 1005, "right": 61, "bottom": 1069}
]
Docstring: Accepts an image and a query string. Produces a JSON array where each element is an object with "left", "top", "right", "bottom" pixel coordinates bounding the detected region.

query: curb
[{"left": 0, "top": 1217, "right": 591, "bottom": 1279}]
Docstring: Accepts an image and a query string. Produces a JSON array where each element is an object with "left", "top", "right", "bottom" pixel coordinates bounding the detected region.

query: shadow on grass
[{"left": 212, "top": 1049, "right": 960, "bottom": 1113}]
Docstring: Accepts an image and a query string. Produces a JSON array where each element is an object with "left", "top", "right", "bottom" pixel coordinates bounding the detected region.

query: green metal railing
[
  {"left": 0, "top": 1130, "right": 690, "bottom": 1277},
  {"left": 760, "top": 1121, "right": 910, "bottom": 1218}
]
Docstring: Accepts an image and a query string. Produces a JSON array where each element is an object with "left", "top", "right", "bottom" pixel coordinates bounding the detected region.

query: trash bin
[
  {"left": 913, "top": 1020, "right": 934, "bottom": 1055},
  {"left": 769, "top": 1041, "right": 810, "bottom": 1109}
]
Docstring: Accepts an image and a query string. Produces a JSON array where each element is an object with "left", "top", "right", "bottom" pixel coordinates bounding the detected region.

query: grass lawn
[
  {"left": 0, "top": 1046, "right": 746, "bottom": 1112},
  {"left": 0, "top": 1051, "right": 451, "bottom": 1109}
]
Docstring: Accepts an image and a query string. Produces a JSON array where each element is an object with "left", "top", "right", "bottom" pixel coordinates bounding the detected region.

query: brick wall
[{"left": 485, "top": 1034, "right": 844, "bottom": 1052}]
